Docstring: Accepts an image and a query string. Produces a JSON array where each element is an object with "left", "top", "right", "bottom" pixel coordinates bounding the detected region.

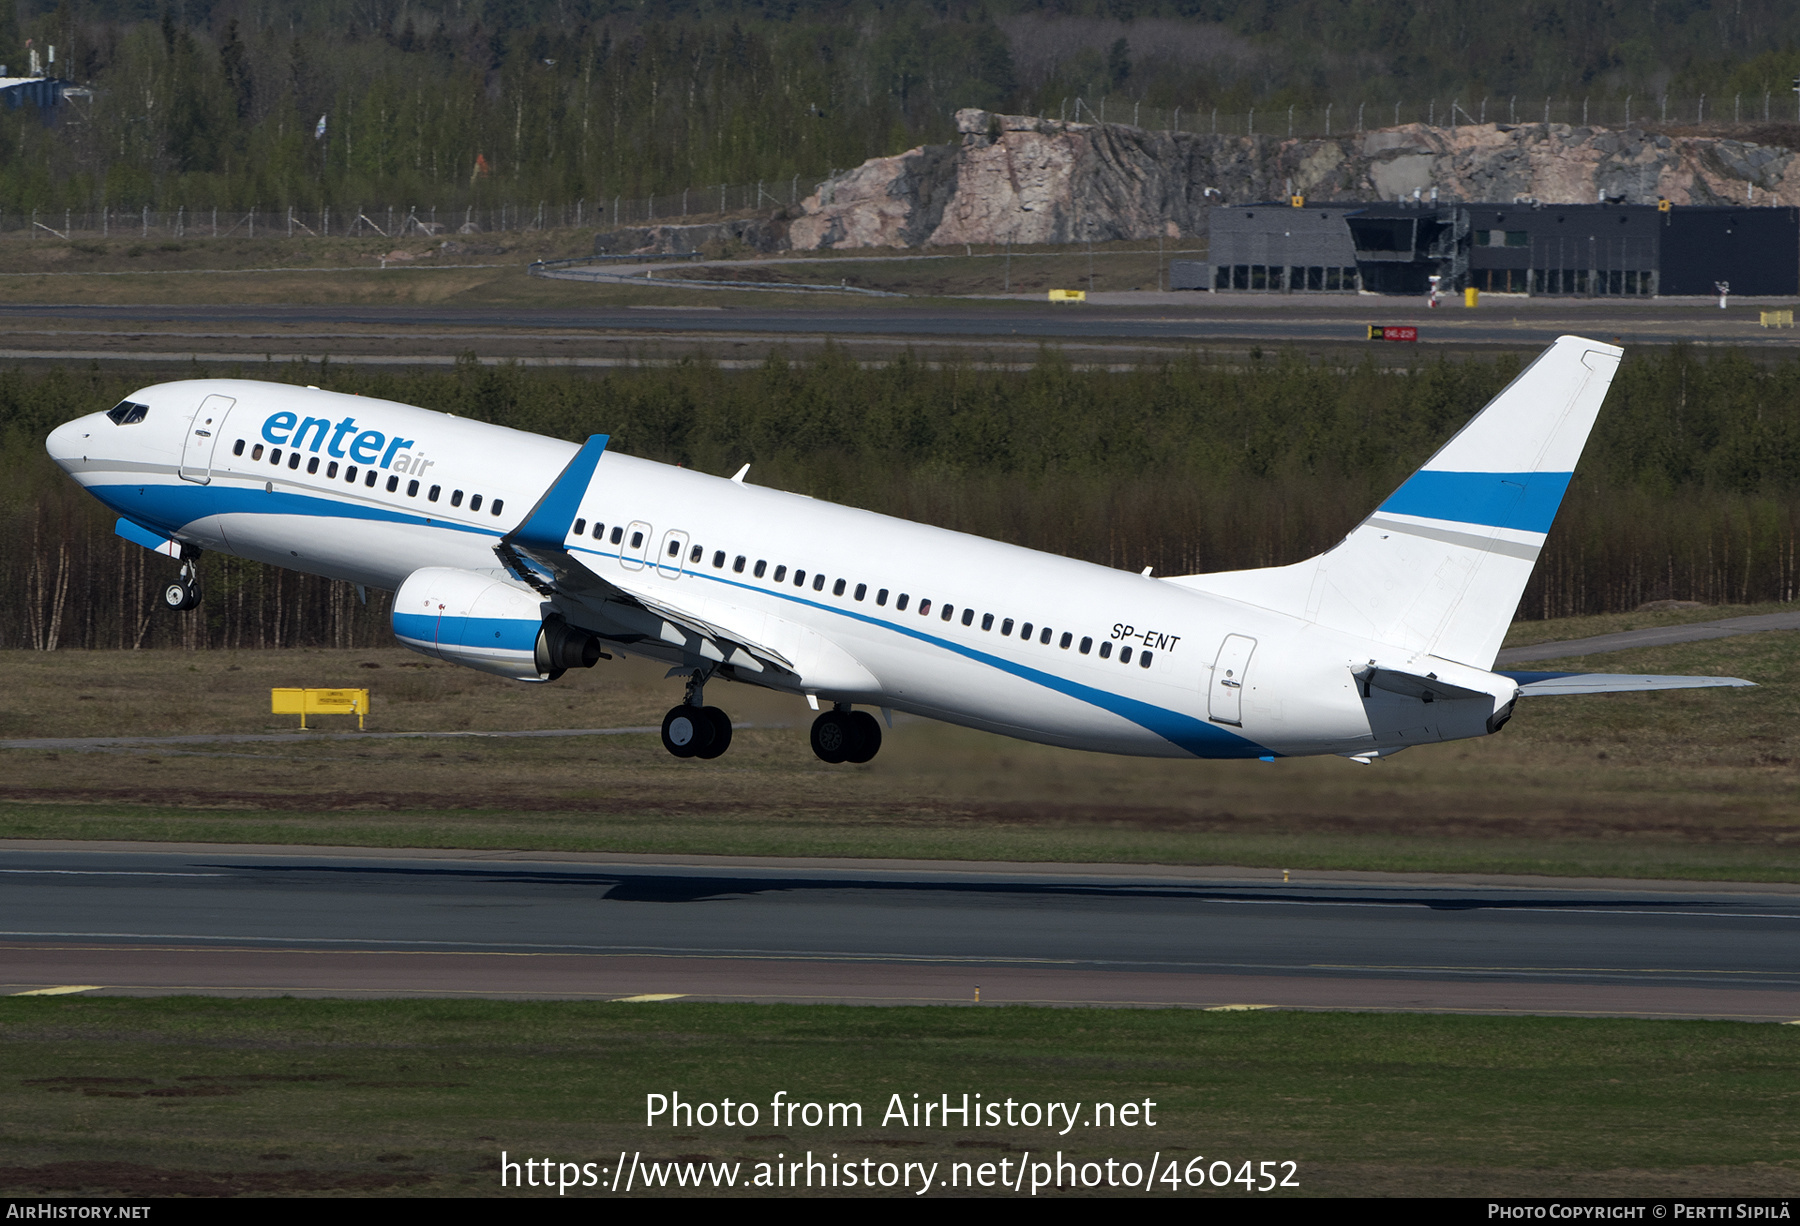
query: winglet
[{"left": 507, "top": 434, "right": 609, "bottom": 552}]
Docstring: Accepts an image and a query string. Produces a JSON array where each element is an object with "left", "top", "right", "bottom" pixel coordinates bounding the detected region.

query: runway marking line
[
  {"left": 1204, "top": 1004, "right": 1273, "bottom": 1012},
  {"left": 612, "top": 993, "right": 687, "bottom": 1003},
  {"left": 11, "top": 985, "right": 103, "bottom": 996}
]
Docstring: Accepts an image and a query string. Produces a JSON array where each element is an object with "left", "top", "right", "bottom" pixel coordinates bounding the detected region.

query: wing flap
[{"left": 495, "top": 436, "right": 794, "bottom": 676}]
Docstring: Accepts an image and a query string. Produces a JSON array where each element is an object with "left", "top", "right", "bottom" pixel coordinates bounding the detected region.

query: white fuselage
[{"left": 47, "top": 379, "right": 1512, "bottom": 760}]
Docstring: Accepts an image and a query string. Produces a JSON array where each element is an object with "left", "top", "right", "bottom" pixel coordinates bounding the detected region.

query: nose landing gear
[
  {"left": 660, "top": 669, "right": 733, "bottom": 760},
  {"left": 810, "top": 706, "right": 881, "bottom": 764},
  {"left": 161, "top": 557, "right": 202, "bottom": 611}
]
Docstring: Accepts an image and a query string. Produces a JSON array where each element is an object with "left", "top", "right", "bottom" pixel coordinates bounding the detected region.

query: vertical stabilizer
[{"left": 1172, "top": 335, "right": 1622, "bottom": 669}]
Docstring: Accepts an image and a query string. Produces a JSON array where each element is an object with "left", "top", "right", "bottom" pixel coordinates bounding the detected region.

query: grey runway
[
  {"left": 3, "top": 844, "right": 1797, "bottom": 1020},
  {"left": 1, "top": 300, "right": 1791, "bottom": 350}
]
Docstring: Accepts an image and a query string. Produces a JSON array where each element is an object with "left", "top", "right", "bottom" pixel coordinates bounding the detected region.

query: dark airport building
[{"left": 1197, "top": 202, "right": 1800, "bottom": 297}]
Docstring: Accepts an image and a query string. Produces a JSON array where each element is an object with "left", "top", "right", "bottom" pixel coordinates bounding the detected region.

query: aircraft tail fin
[{"left": 1170, "top": 335, "right": 1622, "bottom": 670}]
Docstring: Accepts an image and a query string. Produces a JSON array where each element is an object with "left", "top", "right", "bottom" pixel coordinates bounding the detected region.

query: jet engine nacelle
[{"left": 392, "top": 566, "right": 601, "bottom": 682}]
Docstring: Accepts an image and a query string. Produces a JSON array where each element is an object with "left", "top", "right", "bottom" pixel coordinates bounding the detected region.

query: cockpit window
[{"left": 106, "top": 401, "right": 149, "bottom": 425}]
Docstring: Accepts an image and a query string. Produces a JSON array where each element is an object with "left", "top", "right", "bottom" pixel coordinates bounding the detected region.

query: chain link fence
[
  {"left": 0, "top": 176, "right": 829, "bottom": 240},
  {"left": 1055, "top": 92, "right": 1800, "bottom": 139}
]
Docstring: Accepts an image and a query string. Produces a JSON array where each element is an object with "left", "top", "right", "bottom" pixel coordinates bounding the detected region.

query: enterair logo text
[{"left": 259, "top": 412, "right": 433, "bottom": 477}]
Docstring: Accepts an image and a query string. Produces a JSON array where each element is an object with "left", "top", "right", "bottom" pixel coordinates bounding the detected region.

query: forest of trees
[
  {"left": 3, "top": 0, "right": 1800, "bottom": 213},
  {"left": 6, "top": 346, "right": 1800, "bottom": 651}
]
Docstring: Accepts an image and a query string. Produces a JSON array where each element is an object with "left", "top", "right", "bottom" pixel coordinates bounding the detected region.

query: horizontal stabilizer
[
  {"left": 1501, "top": 671, "right": 1756, "bottom": 696},
  {"left": 114, "top": 516, "right": 180, "bottom": 559}
]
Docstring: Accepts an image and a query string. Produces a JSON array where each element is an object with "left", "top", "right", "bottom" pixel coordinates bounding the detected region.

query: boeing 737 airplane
[{"left": 46, "top": 335, "right": 1749, "bottom": 765}]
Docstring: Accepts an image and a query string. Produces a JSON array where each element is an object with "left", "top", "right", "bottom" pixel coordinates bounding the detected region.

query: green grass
[
  {"left": 3, "top": 618, "right": 1799, "bottom": 880},
  {"left": 1, "top": 997, "right": 1795, "bottom": 1197}
]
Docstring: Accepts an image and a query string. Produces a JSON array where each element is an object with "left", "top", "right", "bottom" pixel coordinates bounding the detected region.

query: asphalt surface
[
  {"left": 3, "top": 299, "right": 1796, "bottom": 354},
  {"left": 4, "top": 843, "right": 1797, "bottom": 1020}
]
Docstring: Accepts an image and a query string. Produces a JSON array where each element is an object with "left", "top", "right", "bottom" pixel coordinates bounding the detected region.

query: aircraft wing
[
  {"left": 1499, "top": 671, "right": 1756, "bottom": 695},
  {"left": 493, "top": 434, "right": 795, "bottom": 676}
]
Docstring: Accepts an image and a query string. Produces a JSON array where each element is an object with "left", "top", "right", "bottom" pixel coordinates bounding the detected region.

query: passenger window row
[
  {"left": 579, "top": 515, "right": 1154, "bottom": 672},
  {"left": 233, "top": 439, "right": 503, "bottom": 516}
]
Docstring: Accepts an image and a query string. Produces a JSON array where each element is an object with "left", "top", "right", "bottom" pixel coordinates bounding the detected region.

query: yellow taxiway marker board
[{"left": 271, "top": 687, "right": 370, "bottom": 730}]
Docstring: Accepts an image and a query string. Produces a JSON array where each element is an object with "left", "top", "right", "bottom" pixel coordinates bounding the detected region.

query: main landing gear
[
  {"left": 810, "top": 705, "right": 881, "bottom": 764},
  {"left": 161, "top": 556, "right": 202, "bottom": 612},
  {"left": 660, "top": 670, "right": 733, "bottom": 760}
]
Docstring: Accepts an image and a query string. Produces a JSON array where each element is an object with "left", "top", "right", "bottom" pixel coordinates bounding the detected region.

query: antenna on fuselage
[{"left": 730, "top": 464, "right": 750, "bottom": 484}]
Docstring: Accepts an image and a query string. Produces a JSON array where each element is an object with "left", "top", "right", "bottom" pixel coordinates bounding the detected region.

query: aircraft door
[
  {"left": 619, "top": 520, "right": 653, "bottom": 571},
  {"left": 657, "top": 528, "right": 690, "bottom": 579},
  {"left": 178, "top": 394, "right": 236, "bottom": 485},
  {"left": 1208, "top": 634, "right": 1257, "bottom": 726}
]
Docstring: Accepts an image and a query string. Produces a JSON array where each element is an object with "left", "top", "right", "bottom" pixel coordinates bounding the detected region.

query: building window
[
  {"left": 1215, "top": 265, "right": 1230, "bottom": 289},
  {"left": 1505, "top": 230, "right": 1529, "bottom": 247},
  {"left": 1325, "top": 267, "right": 1341, "bottom": 291},
  {"left": 1250, "top": 265, "right": 1268, "bottom": 290},
  {"left": 1233, "top": 264, "right": 1249, "bottom": 290},
  {"left": 1308, "top": 266, "right": 1324, "bottom": 290}
]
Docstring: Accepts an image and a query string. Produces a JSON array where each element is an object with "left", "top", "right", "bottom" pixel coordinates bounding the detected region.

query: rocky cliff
[{"left": 785, "top": 108, "right": 1800, "bottom": 250}]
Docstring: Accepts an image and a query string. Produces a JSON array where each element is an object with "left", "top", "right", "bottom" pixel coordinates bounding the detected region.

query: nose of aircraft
[{"left": 45, "top": 414, "right": 100, "bottom": 472}]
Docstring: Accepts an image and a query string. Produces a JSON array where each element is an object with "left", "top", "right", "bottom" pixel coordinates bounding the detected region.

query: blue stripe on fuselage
[
  {"left": 90, "top": 471, "right": 1270, "bottom": 759},
  {"left": 1377, "top": 470, "right": 1571, "bottom": 534},
  {"left": 86, "top": 479, "right": 503, "bottom": 542},
  {"left": 568, "top": 544, "right": 1270, "bottom": 760}
]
